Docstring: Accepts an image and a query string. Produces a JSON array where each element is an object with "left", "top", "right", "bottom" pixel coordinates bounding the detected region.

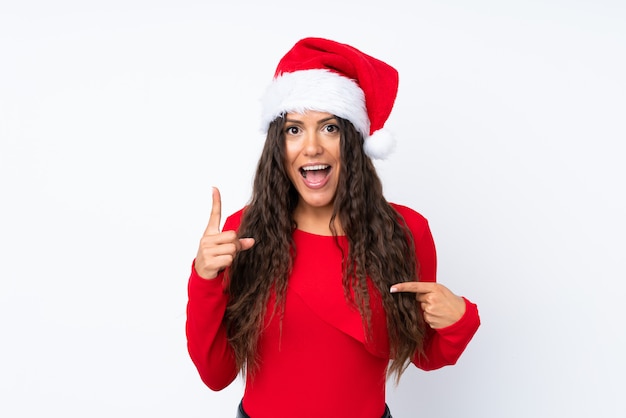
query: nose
[{"left": 302, "top": 131, "right": 323, "bottom": 156}]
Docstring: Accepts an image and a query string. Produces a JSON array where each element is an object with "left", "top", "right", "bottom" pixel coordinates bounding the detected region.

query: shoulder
[
  {"left": 389, "top": 203, "right": 431, "bottom": 234},
  {"left": 389, "top": 202, "right": 429, "bottom": 224},
  {"left": 223, "top": 207, "right": 247, "bottom": 231}
]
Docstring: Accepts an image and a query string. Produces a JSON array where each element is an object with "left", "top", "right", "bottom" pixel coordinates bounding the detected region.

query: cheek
[
  {"left": 283, "top": 142, "right": 299, "bottom": 164},
  {"left": 283, "top": 154, "right": 299, "bottom": 183},
  {"left": 330, "top": 140, "right": 342, "bottom": 162},
  {"left": 286, "top": 166, "right": 299, "bottom": 183}
]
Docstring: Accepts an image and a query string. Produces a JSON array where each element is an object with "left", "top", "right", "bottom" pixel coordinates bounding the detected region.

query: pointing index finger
[
  {"left": 204, "top": 187, "right": 222, "bottom": 236},
  {"left": 390, "top": 281, "right": 436, "bottom": 294}
]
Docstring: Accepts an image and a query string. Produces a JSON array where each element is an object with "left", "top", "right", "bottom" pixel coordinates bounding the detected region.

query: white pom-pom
[{"left": 363, "top": 129, "right": 396, "bottom": 160}]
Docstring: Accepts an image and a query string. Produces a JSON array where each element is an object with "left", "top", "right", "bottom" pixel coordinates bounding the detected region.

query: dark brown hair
[{"left": 224, "top": 116, "right": 427, "bottom": 382}]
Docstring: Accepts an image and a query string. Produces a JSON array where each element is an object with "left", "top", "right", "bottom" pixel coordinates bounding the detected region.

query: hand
[
  {"left": 390, "top": 282, "right": 466, "bottom": 329},
  {"left": 194, "top": 187, "right": 255, "bottom": 279}
]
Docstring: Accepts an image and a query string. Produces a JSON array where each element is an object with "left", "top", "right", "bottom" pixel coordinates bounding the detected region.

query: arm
[
  {"left": 391, "top": 205, "right": 481, "bottom": 371},
  {"left": 186, "top": 265, "right": 238, "bottom": 390},
  {"left": 185, "top": 188, "right": 250, "bottom": 390},
  {"left": 413, "top": 297, "right": 480, "bottom": 371}
]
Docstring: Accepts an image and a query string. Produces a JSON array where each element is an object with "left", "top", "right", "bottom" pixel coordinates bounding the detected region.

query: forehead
[{"left": 285, "top": 110, "right": 336, "bottom": 121}]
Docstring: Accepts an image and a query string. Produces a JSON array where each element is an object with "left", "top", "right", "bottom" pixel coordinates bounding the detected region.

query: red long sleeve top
[{"left": 186, "top": 204, "right": 480, "bottom": 418}]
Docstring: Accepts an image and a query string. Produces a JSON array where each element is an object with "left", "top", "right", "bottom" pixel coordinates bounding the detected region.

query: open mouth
[{"left": 300, "top": 164, "right": 331, "bottom": 182}]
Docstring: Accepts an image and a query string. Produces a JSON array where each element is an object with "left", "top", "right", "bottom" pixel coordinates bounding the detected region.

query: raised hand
[
  {"left": 390, "top": 281, "right": 466, "bottom": 329},
  {"left": 194, "top": 187, "right": 255, "bottom": 279}
]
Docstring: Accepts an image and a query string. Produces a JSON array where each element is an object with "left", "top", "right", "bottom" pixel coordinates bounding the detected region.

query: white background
[{"left": 1, "top": 0, "right": 625, "bottom": 417}]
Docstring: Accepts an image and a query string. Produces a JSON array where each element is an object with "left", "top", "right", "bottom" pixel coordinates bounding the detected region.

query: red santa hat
[{"left": 260, "top": 37, "right": 399, "bottom": 159}]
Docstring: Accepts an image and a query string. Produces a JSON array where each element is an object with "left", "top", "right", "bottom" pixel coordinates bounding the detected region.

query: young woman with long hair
[{"left": 186, "top": 37, "right": 480, "bottom": 418}]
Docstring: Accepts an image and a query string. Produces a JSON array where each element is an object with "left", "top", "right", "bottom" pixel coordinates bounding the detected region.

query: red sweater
[{"left": 186, "top": 204, "right": 480, "bottom": 418}]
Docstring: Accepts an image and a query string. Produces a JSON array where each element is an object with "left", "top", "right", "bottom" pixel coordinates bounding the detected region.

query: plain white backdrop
[{"left": 1, "top": 0, "right": 624, "bottom": 417}]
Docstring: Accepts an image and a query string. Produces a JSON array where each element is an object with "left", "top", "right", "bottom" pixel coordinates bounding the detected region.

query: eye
[
  {"left": 285, "top": 126, "right": 300, "bottom": 135},
  {"left": 323, "top": 124, "right": 340, "bottom": 134}
]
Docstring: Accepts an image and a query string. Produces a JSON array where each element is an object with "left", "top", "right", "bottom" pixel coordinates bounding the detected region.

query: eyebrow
[{"left": 284, "top": 116, "right": 338, "bottom": 125}]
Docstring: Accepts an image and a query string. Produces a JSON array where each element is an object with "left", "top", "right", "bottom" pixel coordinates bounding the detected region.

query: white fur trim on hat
[{"left": 260, "top": 69, "right": 370, "bottom": 139}]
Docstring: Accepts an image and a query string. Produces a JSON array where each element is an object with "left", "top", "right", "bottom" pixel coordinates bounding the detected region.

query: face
[{"left": 283, "top": 111, "right": 342, "bottom": 215}]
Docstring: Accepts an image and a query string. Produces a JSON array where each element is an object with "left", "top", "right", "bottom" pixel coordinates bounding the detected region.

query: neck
[{"left": 293, "top": 204, "right": 343, "bottom": 236}]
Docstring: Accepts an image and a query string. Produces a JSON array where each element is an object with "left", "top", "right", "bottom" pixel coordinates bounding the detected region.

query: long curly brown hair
[{"left": 224, "top": 115, "right": 427, "bottom": 382}]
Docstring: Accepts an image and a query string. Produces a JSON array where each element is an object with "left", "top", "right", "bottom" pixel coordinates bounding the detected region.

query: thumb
[{"left": 239, "top": 237, "right": 256, "bottom": 251}]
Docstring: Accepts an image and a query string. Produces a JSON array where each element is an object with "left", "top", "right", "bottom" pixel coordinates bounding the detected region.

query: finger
[
  {"left": 196, "top": 239, "right": 254, "bottom": 279},
  {"left": 203, "top": 230, "right": 238, "bottom": 245},
  {"left": 202, "top": 233, "right": 254, "bottom": 250},
  {"left": 423, "top": 313, "right": 437, "bottom": 329},
  {"left": 239, "top": 237, "right": 256, "bottom": 251},
  {"left": 199, "top": 237, "right": 254, "bottom": 262},
  {"left": 416, "top": 292, "right": 433, "bottom": 303},
  {"left": 199, "top": 241, "right": 239, "bottom": 259},
  {"left": 201, "top": 254, "right": 236, "bottom": 278},
  {"left": 204, "top": 187, "right": 222, "bottom": 236},
  {"left": 390, "top": 281, "right": 436, "bottom": 294}
]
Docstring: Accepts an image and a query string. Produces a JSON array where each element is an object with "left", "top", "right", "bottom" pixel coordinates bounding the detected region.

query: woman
[{"left": 186, "top": 37, "right": 480, "bottom": 418}]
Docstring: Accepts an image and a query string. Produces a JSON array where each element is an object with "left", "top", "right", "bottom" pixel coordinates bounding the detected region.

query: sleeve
[
  {"left": 185, "top": 212, "right": 242, "bottom": 391},
  {"left": 413, "top": 297, "right": 480, "bottom": 371},
  {"left": 185, "top": 267, "right": 237, "bottom": 390},
  {"left": 403, "top": 207, "right": 481, "bottom": 371}
]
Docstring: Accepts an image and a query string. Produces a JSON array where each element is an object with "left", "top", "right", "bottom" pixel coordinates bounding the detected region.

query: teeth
[{"left": 302, "top": 165, "right": 329, "bottom": 171}]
